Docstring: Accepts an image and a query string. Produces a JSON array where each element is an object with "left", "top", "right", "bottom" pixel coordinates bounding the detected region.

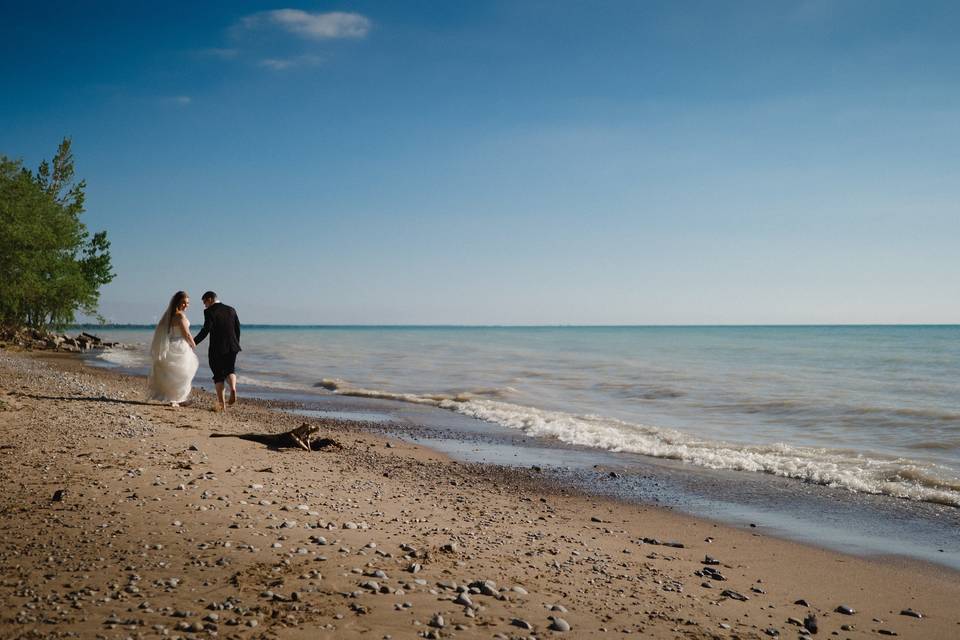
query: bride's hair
[{"left": 166, "top": 291, "right": 189, "bottom": 328}]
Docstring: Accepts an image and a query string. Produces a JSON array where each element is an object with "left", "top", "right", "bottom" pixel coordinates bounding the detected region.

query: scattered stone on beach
[
  {"left": 803, "top": 613, "right": 818, "bottom": 634},
  {"left": 429, "top": 613, "right": 445, "bottom": 628},
  {"left": 51, "top": 488, "right": 66, "bottom": 502},
  {"left": 703, "top": 555, "right": 720, "bottom": 565},
  {"left": 900, "top": 608, "right": 923, "bottom": 619},
  {"left": 454, "top": 592, "right": 474, "bottom": 608},
  {"left": 763, "top": 628, "right": 780, "bottom": 637},
  {"left": 794, "top": 598, "right": 810, "bottom": 607},
  {"left": 511, "top": 618, "right": 534, "bottom": 630},
  {"left": 721, "top": 589, "right": 749, "bottom": 601},
  {"left": 548, "top": 617, "right": 571, "bottom": 632},
  {"left": 835, "top": 605, "right": 856, "bottom": 615},
  {"left": 877, "top": 630, "right": 898, "bottom": 636}
]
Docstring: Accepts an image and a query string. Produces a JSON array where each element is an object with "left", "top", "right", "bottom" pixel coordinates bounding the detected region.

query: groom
[{"left": 194, "top": 291, "right": 241, "bottom": 411}]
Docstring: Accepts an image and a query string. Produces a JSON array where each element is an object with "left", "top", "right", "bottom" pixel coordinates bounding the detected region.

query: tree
[{"left": 0, "top": 138, "right": 114, "bottom": 329}]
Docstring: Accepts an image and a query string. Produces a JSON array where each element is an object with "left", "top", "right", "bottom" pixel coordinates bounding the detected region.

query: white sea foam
[
  {"left": 326, "top": 382, "right": 960, "bottom": 507},
  {"left": 96, "top": 347, "right": 148, "bottom": 368},
  {"left": 238, "top": 375, "right": 313, "bottom": 392}
]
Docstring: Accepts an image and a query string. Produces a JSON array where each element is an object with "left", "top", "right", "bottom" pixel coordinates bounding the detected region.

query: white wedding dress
[{"left": 147, "top": 316, "right": 199, "bottom": 404}]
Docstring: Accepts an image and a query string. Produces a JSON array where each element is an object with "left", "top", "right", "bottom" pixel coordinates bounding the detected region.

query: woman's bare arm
[{"left": 177, "top": 313, "right": 197, "bottom": 348}]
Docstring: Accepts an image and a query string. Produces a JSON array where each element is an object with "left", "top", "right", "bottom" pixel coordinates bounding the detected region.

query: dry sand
[{"left": 0, "top": 349, "right": 958, "bottom": 639}]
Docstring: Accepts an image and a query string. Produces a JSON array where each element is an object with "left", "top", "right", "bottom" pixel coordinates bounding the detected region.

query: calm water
[{"left": 88, "top": 325, "right": 960, "bottom": 507}]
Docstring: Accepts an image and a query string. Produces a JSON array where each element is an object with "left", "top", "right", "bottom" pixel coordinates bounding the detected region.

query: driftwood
[{"left": 209, "top": 423, "right": 339, "bottom": 452}]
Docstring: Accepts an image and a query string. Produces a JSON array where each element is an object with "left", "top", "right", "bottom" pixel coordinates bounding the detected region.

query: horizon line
[{"left": 73, "top": 322, "right": 960, "bottom": 328}]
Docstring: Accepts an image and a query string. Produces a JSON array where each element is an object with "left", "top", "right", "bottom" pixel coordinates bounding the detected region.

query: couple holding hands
[{"left": 147, "top": 290, "right": 241, "bottom": 411}]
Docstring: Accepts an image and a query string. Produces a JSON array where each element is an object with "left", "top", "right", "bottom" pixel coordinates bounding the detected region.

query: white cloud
[
  {"left": 240, "top": 9, "right": 371, "bottom": 40},
  {"left": 198, "top": 47, "right": 239, "bottom": 59},
  {"left": 162, "top": 95, "right": 192, "bottom": 107},
  {"left": 259, "top": 54, "right": 323, "bottom": 70}
]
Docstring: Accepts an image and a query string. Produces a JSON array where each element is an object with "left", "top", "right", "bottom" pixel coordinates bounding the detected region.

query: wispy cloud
[
  {"left": 162, "top": 95, "right": 192, "bottom": 107},
  {"left": 197, "top": 47, "right": 239, "bottom": 60},
  {"left": 238, "top": 9, "right": 371, "bottom": 40},
  {"left": 258, "top": 54, "right": 323, "bottom": 70}
]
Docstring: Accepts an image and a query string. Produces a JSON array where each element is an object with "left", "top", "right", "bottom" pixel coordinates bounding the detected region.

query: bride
[{"left": 147, "top": 291, "right": 199, "bottom": 406}]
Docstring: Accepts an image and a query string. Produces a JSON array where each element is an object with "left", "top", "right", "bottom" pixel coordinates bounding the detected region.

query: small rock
[
  {"left": 721, "top": 589, "right": 749, "bottom": 602},
  {"left": 703, "top": 555, "right": 720, "bottom": 565},
  {"left": 454, "top": 592, "right": 474, "bottom": 607},
  {"left": 763, "top": 628, "right": 779, "bottom": 637},
  {"left": 548, "top": 617, "right": 571, "bottom": 632},
  {"left": 51, "top": 489, "right": 66, "bottom": 502},
  {"left": 877, "top": 630, "right": 898, "bottom": 637},
  {"left": 429, "top": 613, "right": 445, "bottom": 628},
  {"left": 803, "top": 613, "right": 818, "bottom": 634},
  {"left": 899, "top": 609, "right": 922, "bottom": 619},
  {"left": 511, "top": 618, "right": 534, "bottom": 630},
  {"left": 835, "top": 605, "right": 856, "bottom": 615}
]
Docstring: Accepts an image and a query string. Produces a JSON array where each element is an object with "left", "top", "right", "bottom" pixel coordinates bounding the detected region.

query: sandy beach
[{"left": 1, "top": 349, "right": 958, "bottom": 640}]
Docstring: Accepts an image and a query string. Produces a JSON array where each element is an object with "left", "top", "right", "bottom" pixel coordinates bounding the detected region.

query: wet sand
[{"left": 1, "top": 349, "right": 958, "bottom": 639}]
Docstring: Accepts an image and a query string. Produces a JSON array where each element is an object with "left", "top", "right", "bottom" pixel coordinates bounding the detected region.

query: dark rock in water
[
  {"left": 835, "top": 605, "right": 855, "bottom": 615},
  {"left": 721, "top": 589, "right": 749, "bottom": 602},
  {"left": 899, "top": 609, "right": 922, "bottom": 619},
  {"left": 794, "top": 599, "right": 809, "bottom": 607},
  {"left": 803, "top": 613, "right": 818, "bottom": 634},
  {"left": 703, "top": 555, "right": 720, "bottom": 565},
  {"left": 877, "top": 630, "right": 898, "bottom": 636},
  {"left": 51, "top": 489, "right": 66, "bottom": 502}
]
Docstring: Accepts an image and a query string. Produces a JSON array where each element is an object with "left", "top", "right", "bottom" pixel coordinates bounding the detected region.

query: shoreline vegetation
[{"left": 1, "top": 349, "right": 958, "bottom": 639}]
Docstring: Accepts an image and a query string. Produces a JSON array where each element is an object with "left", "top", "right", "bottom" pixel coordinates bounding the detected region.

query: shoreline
[{"left": 1, "top": 349, "right": 959, "bottom": 639}]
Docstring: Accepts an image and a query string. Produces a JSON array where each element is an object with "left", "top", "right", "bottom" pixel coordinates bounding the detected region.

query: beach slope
[{"left": 0, "top": 350, "right": 957, "bottom": 639}]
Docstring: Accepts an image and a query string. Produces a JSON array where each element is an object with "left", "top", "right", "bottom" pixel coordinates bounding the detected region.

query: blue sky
[{"left": 2, "top": 1, "right": 959, "bottom": 324}]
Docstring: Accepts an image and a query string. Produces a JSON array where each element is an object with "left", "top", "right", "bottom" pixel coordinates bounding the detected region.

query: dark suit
[{"left": 194, "top": 302, "right": 241, "bottom": 382}]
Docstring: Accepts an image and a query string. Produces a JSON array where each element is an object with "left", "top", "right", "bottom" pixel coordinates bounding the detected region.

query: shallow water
[{"left": 85, "top": 325, "right": 960, "bottom": 508}]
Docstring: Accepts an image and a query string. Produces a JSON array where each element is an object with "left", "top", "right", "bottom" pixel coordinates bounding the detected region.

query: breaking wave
[{"left": 321, "top": 381, "right": 960, "bottom": 507}]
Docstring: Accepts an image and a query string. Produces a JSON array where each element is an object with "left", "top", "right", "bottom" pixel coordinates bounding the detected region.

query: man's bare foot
[
  {"left": 228, "top": 391, "right": 237, "bottom": 406},
  {"left": 212, "top": 403, "right": 225, "bottom": 413}
]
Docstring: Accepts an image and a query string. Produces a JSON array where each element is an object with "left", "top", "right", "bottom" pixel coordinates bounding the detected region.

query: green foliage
[{"left": 0, "top": 138, "right": 114, "bottom": 329}]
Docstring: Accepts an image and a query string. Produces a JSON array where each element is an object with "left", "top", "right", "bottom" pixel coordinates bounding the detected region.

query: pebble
[
  {"left": 511, "top": 618, "right": 534, "bottom": 630},
  {"left": 721, "top": 589, "right": 749, "bottom": 602},
  {"left": 900, "top": 609, "right": 923, "bottom": 619},
  {"left": 343, "top": 521, "right": 358, "bottom": 529},
  {"left": 429, "top": 613, "right": 445, "bottom": 628},
  {"left": 703, "top": 555, "right": 720, "bottom": 565},
  {"left": 454, "top": 592, "right": 474, "bottom": 607},
  {"left": 878, "top": 630, "right": 898, "bottom": 636},
  {"left": 512, "top": 586, "right": 528, "bottom": 595},
  {"left": 835, "top": 605, "right": 856, "bottom": 615},
  {"left": 763, "top": 628, "right": 779, "bottom": 637},
  {"left": 803, "top": 613, "right": 818, "bottom": 634},
  {"left": 549, "top": 617, "right": 571, "bottom": 632}
]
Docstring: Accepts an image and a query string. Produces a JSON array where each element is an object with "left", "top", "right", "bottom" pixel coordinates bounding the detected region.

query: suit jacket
[{"left": 194, "top": 302, "right": 241, "bottom": 356}]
